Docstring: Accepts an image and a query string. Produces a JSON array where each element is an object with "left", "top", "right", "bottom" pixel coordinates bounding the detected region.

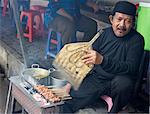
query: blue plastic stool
[{"left": 45, "top": 29, "right": 62, "bottom": 59}]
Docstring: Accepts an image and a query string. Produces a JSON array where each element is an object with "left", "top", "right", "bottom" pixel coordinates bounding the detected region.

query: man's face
[{"left": 110, "top": 12, "right": 134, "bottom": 37}]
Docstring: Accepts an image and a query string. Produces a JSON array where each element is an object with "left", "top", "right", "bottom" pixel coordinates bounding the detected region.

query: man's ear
[{"left": 109, "top": 15, "right": 113, "bottom": 24}]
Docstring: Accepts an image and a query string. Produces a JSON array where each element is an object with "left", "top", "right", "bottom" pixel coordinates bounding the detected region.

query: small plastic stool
[
  {"left": 2, "top": 0, "right": 8, "bottom": 16},
  {"left": 45, "top": 29, "right": 62, "bottom": 58},
  {"left": 19, "top": 10, "right": 44, "bottom": 42},
  {"left": 101, "top": 95, "right": 113, "bottom": 112},
  {"left": 30, "top": 5, "right": 46, "bottom": 22},
  {"left": 30, "top": 5, "right": 46, "bottom": 32}
]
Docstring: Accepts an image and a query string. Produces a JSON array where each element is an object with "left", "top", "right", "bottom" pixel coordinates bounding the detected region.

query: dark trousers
[
  {"left": 60, "top": 74, "right": 134, "bottom": 113},
  {"left": 49, "top": 15, "right": 97, "bottom": 45}
]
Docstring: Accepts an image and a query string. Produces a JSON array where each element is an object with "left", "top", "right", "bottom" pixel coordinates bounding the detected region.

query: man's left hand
[{"left": 92, "top": 4, "right": 99, "bottom": 13}]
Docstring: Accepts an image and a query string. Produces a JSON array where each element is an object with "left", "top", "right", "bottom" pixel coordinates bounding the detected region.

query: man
[
  {"left": 60, "top": 1, "right": 144, "bottom": 113},
  {"left": 45, "top": 0, "right": 99, "bottom": 45}
]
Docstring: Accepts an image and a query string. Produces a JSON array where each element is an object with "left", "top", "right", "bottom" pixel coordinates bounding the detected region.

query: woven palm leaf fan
[{"left": 53, "top": 30, "right": 103, "bottom": 90}]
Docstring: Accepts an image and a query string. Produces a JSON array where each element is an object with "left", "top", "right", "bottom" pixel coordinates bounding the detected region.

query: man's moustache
[{"left": 117, "top": 27, "right": 126, "bottom": 31}]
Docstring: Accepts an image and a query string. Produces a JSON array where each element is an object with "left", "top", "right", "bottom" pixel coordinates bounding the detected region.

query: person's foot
[{"left": 63, "top": 83, "right": 72, "bottom": 94}]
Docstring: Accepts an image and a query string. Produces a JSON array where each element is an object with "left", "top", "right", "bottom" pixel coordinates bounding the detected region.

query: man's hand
[
  {"left": 82, "top": 49, "right": 103, "bottom": 65},
  {"left": 92, "top": 3, "right": 99, "bottom": 13}
]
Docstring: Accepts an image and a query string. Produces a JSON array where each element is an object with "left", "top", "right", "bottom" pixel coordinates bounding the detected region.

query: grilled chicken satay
[{"left": 34, "top": 85, "right": 61, "bottom": 103}]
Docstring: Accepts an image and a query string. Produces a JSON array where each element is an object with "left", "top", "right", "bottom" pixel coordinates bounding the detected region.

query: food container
[
  {"left": 50, "top": 70, "right": 67, "bottom": 88},
  {"left": 22, "top": 64, "right": 55, "bottom": 86}
]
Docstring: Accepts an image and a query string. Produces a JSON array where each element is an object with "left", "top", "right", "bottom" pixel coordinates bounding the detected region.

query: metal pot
[
  {"left": 22, "top": 64, "right": 67, "bottom": 87},
  {"left": 50, "top": 70, "right": 67, "bottom": 88},
  {"left": 22, "top": 64, "right": 55, "bottom": 86}
]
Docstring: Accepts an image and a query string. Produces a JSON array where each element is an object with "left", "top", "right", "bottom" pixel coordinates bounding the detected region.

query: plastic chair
[
  {"left": 19, "top": 10, "right": 44, "bottom": 42},
  {"left": 45, "top": 28, "right": 62, "bottom": 58}
]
